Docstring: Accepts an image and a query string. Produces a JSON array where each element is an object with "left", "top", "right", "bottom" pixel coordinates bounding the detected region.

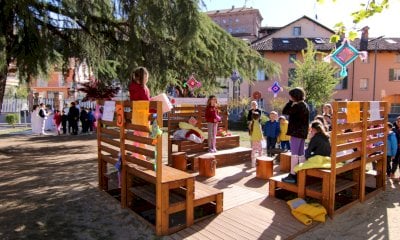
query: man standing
[{"left": 68, "top": 102, "right": 80, "bottom": 135}]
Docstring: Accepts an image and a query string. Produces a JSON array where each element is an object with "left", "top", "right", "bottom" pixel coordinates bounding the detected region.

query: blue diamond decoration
[{"left": 271, "top": 81, "right": 281, "bottom": 94}]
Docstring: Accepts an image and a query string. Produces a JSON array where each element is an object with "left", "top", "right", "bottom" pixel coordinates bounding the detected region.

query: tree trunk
[{"left": 0, "top": 67, "right": 7, "bottom": 113}]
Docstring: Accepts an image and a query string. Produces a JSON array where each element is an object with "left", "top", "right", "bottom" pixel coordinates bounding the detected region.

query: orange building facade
[{"left": 205, "top": 10, "right": 400, "bottom": 114}]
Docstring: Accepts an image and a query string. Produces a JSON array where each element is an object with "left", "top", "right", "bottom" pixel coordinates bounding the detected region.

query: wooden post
[
  {"left": 359, "top": 102, "right": 368, "bottom": 202},
  {"left": 118, "top": 101, "right": 127, "bottom": 208},
  {"left": 328, "top": 101, "right": 339, "bottom": 217},
  {"left": 97, "top": 100, "right": 103, "bottom": 190},
  {"left": 256, "top": 156, "right": 274, "bottom": 180},
  {"left": 155, "top": 101, "right": 164, "bottom": 236}
]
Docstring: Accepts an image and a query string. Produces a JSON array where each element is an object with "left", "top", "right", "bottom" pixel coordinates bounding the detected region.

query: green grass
[{"left": 230, "top": 130, "right": 251, "bottom": 148}]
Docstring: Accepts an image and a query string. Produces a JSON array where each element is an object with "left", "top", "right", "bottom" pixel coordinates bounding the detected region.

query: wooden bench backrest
[
  {"left": 97, "top": 100, "right": 163, "bottom": 179},
  {"left": 330, "top": 101, "right": 388, "bottom": 168},
  {"left": 330, "top": 101, "right": 388, "bottom": 203},
  {"left": 167, "top": 104, "right": 229, "bottom": 137}
]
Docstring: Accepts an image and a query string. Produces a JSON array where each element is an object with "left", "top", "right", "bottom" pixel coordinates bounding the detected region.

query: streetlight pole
[{"left": 370, "top": 35, "right": 384, "bottom": 101}]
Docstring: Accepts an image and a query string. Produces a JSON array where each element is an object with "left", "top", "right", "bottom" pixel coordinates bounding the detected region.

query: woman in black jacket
[
  {"left": 305, "top": 120, "right": 331, "bottom": 159},
  {"left": 281, "top": 87, "right": 310, "bottom": 183}
]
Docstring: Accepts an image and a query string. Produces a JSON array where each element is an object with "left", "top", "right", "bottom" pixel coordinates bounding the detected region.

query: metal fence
[{"left": 1, "top": 98, "right": 97, "bottom": 112}]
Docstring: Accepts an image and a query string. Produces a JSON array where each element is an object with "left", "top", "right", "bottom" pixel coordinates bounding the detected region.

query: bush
[{"left": 6, "top": 113, "right": 19, "bottom": 127}]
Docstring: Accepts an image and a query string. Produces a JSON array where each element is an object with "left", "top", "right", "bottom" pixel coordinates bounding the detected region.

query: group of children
[
  {"left": 247, "top": 101, "right": 292, "bottom": 167},
  {"left": 247, "top": 88, "right": 333, "bottom": 183}
]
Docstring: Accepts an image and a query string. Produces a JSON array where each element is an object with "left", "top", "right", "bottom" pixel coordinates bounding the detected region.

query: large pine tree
[{"left": 0, "top": 0, "right": 280, "bottom": 112}]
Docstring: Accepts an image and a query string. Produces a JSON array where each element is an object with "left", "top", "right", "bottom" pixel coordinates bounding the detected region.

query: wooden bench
[
  {"left": 269, "top": 101, "right": 388, "bottom": 217},
  {"left": 187, "top": 147, "right": 252, "bottom": 171},
  {"left": 97, "top": 119, "right": 121, "bottom": 191},
  {"left": 167, "top": 105, "right": 240, "bottom": 165},
  {"left": 97, "top": 100, "right": 223, "bottom": 236}
]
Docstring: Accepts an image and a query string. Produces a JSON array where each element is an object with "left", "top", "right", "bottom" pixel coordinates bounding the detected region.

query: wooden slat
[
  {"left": 125, "top": 133, "right": 155, "bottom": 145},
  {"left": 125, "top": 144, "right": 155, "bottom": 159},
  {"left": 336, "top": 150, "right": 361, "bottom": 163},
  {"left": 100, "top": 119, "right": 117, "bottom": 127},
  {"left": 125, "top": 155, "right": 154, "bottom": 170},
  {"left": 366, "top": 145, "right": 384, "bottom": 155},
  {"left": 100, "top": 145, "right": 119, "bottom": 157},
  {"left": 336, "top": 141, "right": 361, "bottom": 152},
  {"left": 101, "top": 154, "right": 118, "bottom": 165},
  {"left": 100, "top": 127, "right": 120, "bottom": 137},
  {"left": 100, "top": 135, "right": 120, "bottom": 148}
]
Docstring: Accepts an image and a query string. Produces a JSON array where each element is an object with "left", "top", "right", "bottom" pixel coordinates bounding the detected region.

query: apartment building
[
  {"left": 207, "top": 6, "right": 263, "bottom": 43},
  {"left": 206, "top": 9, "right": 400, "bottom": 113},
  {"left": 251, "top": 16, "right": 400, "bottom": 112}
]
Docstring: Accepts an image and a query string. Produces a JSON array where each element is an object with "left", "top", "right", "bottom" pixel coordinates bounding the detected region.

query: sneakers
[{"left": 282, "top": 173, "right": 297, "bottom": 184}]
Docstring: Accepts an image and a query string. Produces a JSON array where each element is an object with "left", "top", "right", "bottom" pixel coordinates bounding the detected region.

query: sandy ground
[{"left": 0, "top": 130, "right": 399, "bottom": 240}]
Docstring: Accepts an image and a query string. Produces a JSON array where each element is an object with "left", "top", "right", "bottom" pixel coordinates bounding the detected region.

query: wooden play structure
[
  {"left": 270, "top": 101, "right": 389, "bottom": 217},
  {"left": 97, "top": 100, "right": 223, "bottom": 236},
  {"left": 167, "top": 104, "right": 251, "bottom": 171}
]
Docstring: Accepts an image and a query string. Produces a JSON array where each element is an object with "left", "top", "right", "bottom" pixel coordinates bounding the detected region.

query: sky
[{"left": 200, "top": 0, "right": 400, "bottom": 38}]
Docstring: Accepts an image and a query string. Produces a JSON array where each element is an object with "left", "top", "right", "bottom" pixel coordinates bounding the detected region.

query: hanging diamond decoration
[
  {"left": 330, "top": 39, "right": 360, "bottom": 77},
  {"left": 268, "top": 81, "right": 283, "bottom": 98},
  {"left": 183, "top": 74, "right": 202, "bottom": 91}
]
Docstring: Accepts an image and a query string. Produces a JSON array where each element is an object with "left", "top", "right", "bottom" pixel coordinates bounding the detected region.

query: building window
[
  {"left": 37, "top": 77, "right": 48, "bottom": 87},
  {"left": 396, "top": 54, "right": 400, "bottom": 63},
  {"left": 288, "top": 68, "right": 296, "bottom": 87},
  {"left": 256, "top": 70, "right": 268, "bottom": 81},
  {"left": 360, "top": 78, "right": 368, "bottom": 90},
  {"left": 389, "top": 68, "right": 400, "bottom": 81},
  {"left": 334, "top": 70, "right": 348, "bottom": 90},
  {"left": 335, "top": 75, "right": 348, "bottom": 90},
  {"left": 58, "top": 73, "right": 65, "bottom": 87},
  {"left": 289, "top": 54, "right": 297, "bottom": 63},
  {"left": 293, "top": 27, "right": 301, "bottom": 36}
]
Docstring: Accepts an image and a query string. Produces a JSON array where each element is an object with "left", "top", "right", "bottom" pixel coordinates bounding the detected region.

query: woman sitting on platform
[{"left": 293, "top": 120, "right": 331, "bottom": 173}]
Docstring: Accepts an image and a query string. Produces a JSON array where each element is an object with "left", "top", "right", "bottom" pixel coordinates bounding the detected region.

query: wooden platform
[
  {"left": 187, "top": 147, "right": 252, "bottom": 171},
  {"left": 166, "top": 164, "right": 318, "bottom": 240}
]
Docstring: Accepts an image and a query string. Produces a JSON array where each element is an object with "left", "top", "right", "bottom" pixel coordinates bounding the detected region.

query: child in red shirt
[
  {"left": 129, "top": 67, "right": 150, "bottom": 101},
  {"left": 53, "top": 110, "right": 62, "bottom": 135},
  {"left": 205, "top": 95, "right": 221, "bottom": 153}
]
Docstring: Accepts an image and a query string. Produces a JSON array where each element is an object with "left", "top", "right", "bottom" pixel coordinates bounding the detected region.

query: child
[
  {"left": 387, "top": 122, "right": 398, "bottom": 178},
  {"left": 53, "top": 110, "right": 62, "bottom": 135},
  {"left": 263, "top": 111, "right": 280, "bottom": 157},
  {"left": 322, "top": 103, "right": 333, "bottom": 127},
  {"left": 61, "top": 110, "right": 68, "bottom": 134},
  {"left": 305, "top": 120, "right": 331, "bottom": 160},
  {"left": 281, "top": 87, "right": 310, "bottom": 183},
  {"left": 392, "top": 117, "right": 400, "bottom": 179},
  {"left": 249, "top": 112, "right": 263, "bottom": 167},
  {"left": 277, "top": 116, "right": 290, "bottom": 151},
  {"left": 205, "top": 95, "right": 221, "bottom": 153},
  {"left": 293, "top": 120, "right": 331, "bottom": 173},
  {"left": 129, "top": 67, "right": 151, "bottom": 160},
  {"left": 129, "top": 67, "right": 150, "bottom": 101},
  {"left": 247, "top": 100, "right": 262, "bottom": 124}
]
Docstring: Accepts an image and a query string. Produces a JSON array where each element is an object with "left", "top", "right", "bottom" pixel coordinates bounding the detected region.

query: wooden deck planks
[
  {"left": 166, "top": 164, "right": 316, "bottom": 240},
  {"left": 167, "top": 195, "right": 315, "bottom": 240}
]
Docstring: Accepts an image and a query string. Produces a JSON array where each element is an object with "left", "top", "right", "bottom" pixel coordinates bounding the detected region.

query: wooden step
[
  {"left": 171, "top": 135, "right": 240, "bottom": 154},
  {"left": 269, "top": 173, "right": 299, "bottom": 197},
  {"left": 187, "top": 147, "right": 252, "bottom": 171},
  {"left": 129, "top": 185, "right": 186, "bottom": 214},
  {"left": 193, "top": 181, "right": 223, "bottom": 213}
]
